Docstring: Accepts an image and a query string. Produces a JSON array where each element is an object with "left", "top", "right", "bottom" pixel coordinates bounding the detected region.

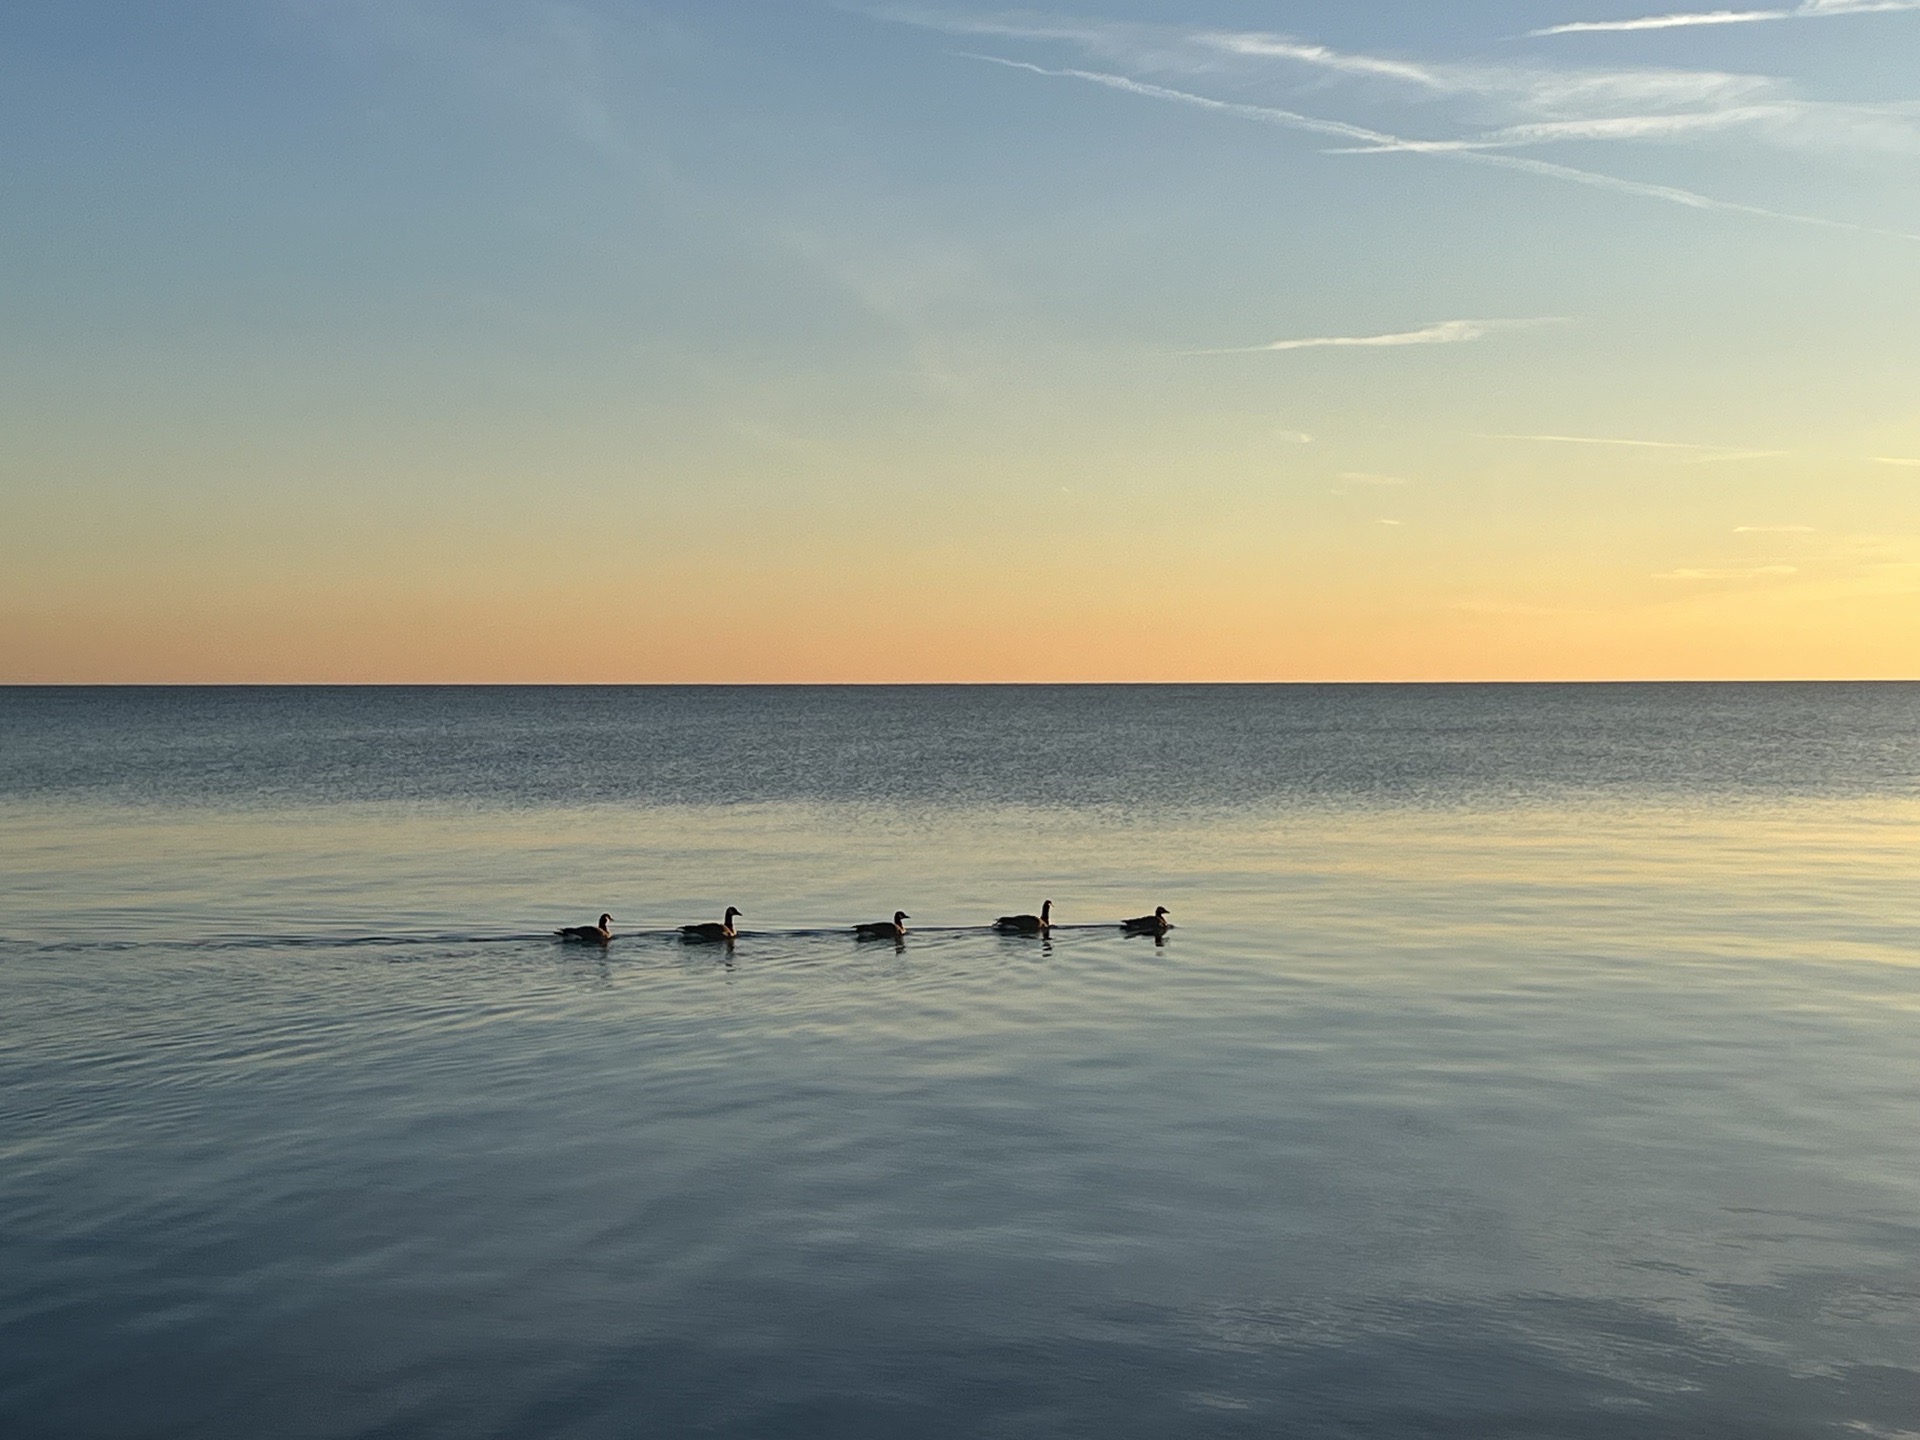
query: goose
[
  {"left": 681, "top": 906, "right": 742, "bottom": 942},
  {"left": 1121, "top": 906, "right": 1171, "bottom": 935},
  {"left": 993, "top": 899, "right": 1053, "bottom": 934},
  {"left": 855, "top": 911, "right": 910, "bottom": 940},
  {"left": 557, "top": 913, "right": 614, "bottom": 943}
]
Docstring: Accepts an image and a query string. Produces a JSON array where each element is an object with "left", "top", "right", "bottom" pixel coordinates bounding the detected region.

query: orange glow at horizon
[{"left": 8, "top": 545, "right": 1919, "bottom": 683}]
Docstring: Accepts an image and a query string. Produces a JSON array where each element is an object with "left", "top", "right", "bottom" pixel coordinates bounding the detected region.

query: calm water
[{"left": 3, "top": 685, "right": 1918, "bottom": 1438}]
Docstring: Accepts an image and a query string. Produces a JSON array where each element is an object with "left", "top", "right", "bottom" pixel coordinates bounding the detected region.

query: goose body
[
  {"left": 1121, "top": 905, "right": 1171, "bottom": 935},
  {"left": 855, "top": 910, "right": 910, "bottom": 940},
  {"left": 993, "top": 899, "right": 1053, "bottom": 934},
  {"left": 557, "top": 913, "right": 614, "bottom": 944},
  {"left": 681, "top": 906, "right": 742, "bottom": 942}
]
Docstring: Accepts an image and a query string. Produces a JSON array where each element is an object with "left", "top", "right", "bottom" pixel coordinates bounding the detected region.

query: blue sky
[{"left": 3, "top": 2, "right": 1917, "bottom": 679}]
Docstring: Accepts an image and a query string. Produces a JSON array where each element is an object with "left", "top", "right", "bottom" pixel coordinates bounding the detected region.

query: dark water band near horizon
[{"left": 3, "top": 685, "right": 1918, "bottom": 1438}]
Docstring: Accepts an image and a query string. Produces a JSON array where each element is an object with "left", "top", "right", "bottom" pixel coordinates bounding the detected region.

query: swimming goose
[
  {"left": 681, "top": 906, "right": 741, "bottom": 942},
  {"left": 557, "top": 913, "right": 614, "bottom": 943},
  {"left": 855, "top": 911, "right": 910, "bottom": 939},
  {"left": 994, "top": 899, "right": 1053, "bottom": 934},
  {"left": 1121, "top": 906, "right": 1171, "bottom": 935}
]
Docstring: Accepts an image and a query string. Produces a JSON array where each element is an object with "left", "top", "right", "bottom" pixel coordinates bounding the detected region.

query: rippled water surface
[{"left": 3, "top": 686, "right": 1918, "bottom": 1438}]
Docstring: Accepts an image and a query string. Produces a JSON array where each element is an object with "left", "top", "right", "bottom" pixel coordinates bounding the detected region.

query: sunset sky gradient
[{"left": 4, "top": 0, "right": 1918, "bottom": 681}]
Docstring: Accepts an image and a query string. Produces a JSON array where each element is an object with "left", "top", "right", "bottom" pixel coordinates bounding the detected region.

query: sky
[{"left": 2, "top": 0, "right": 1918, "bottom": 682}]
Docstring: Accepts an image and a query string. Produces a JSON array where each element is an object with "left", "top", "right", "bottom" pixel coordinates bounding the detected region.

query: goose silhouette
[
  {"left": 681, "top": 906, "right": 741, "bottom": 942},
  {"left": 993, "top": 899, "right": 1053, "bottom": 934},
  {"left": 557, "top": 913, "right": 614, "bottom": 944}
]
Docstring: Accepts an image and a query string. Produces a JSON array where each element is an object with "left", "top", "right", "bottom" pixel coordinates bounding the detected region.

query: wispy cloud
[
  {"left": 1533, "top": 1, "right": 1920, "bottom": 36},
  {"left": 1197, "top": 32, "right": 1450, "bottom": 89},
  {"left": 1197, "top": 27, "right": 1781, "bottom": 118},
  {"left": 886, "top": 6, "right": 1920, "bottom": 240},
  {"left": 1873, "top": 455, "right": 1920, "bottom": 466},
  {"left": 1342, "top": 472, "right": 1412, "bottom": 485},
  {"left": 1482, "top": 432, "right": 1726, "bottom": 449},
  {"left": 1481, "top": 432, "right": 1786, "bottom": 461},
  {"left": 1655, "top": 565, "right": 1799, "bottom": 578},
  {"left": 1276, "top": 429, "right": 1316, "bottom": 444},
  {"left": 1187, "top": 318, "right": 1554, "bottom": 354},
  {"left": 1402, "top": 150, "right": 1917, "bottom": 238},
  {"left": 946, "top": 16, "right": 1788, "bottom": 115},
  {"left": 956, "top": 55, "right": 1920, "bottom": 241},
  {"left": 1734, "top": 524, "right": 1815, "bottom": 532},
  {"left": 1329, "top": 106, "right": 1791, "bottom": 153},
  {"left": 963, "top": 56, "right": 1406, "bottom": 148},
  {"left": 1535, "top": 10, "right": 1794, "bottom": 34}
]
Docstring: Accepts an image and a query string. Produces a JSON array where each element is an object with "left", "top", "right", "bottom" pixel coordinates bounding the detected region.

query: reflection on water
[{"left": 2, "top": 686, "right": 1918, "bottom": 1437}]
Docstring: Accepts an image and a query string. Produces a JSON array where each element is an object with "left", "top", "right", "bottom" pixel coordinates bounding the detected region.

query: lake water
[{"left": 3, "top": 685, "right": 1918, "bottom": 1438}]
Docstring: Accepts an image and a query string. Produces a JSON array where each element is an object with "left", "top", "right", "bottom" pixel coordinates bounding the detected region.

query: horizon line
[{"left": 4, "top": 679, "right": 1917, "bottom": 689}]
